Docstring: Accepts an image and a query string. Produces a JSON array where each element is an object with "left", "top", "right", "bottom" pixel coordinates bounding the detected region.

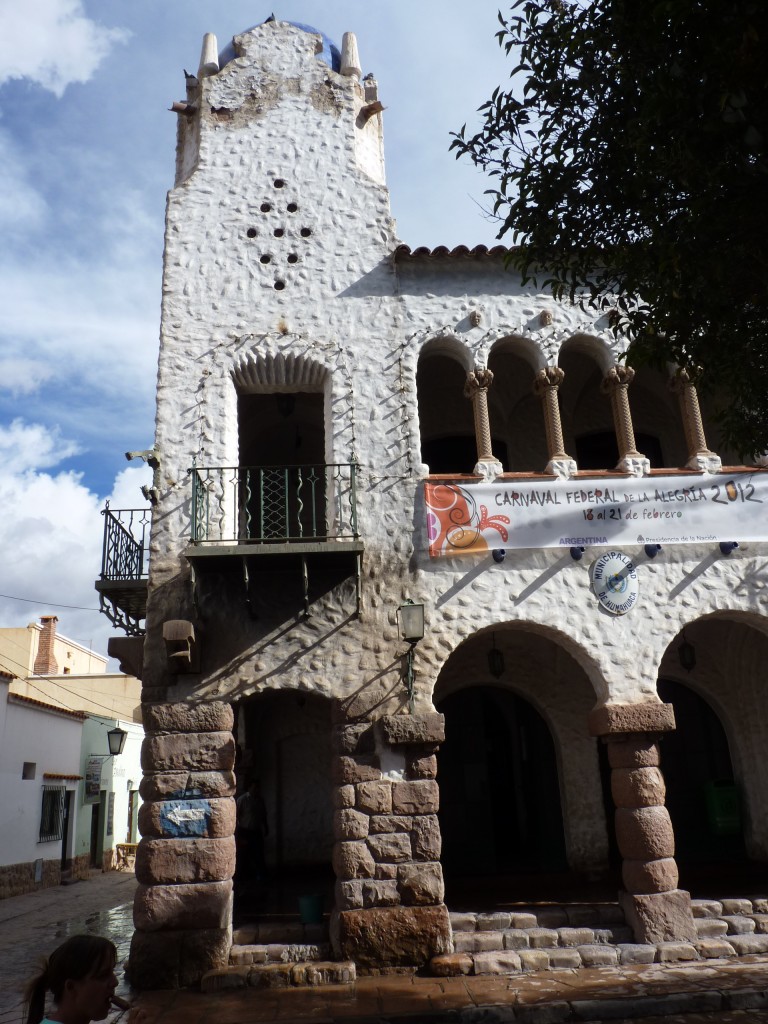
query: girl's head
[{"left": 26, "top": 935, "right": 118, "bottom": 1024}]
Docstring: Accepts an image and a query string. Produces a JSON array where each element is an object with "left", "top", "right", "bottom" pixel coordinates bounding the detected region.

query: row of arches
[
  {"left": 417, "top": 336, "right": 732, "bottom": 475},
  {"left": 230, "top": 610, "right": 767, "bottom": 924}
]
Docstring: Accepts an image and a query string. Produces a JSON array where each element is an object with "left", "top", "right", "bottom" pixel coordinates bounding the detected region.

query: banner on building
[
  {"left": 425, "top": 473, "right": 768, "bottom": 557},
  {"left": 84, "top": 756, "right": 103, "bottom": 803}
]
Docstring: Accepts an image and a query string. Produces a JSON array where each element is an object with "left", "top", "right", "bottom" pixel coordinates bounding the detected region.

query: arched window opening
[{"left": 487, "top": 348, "right": 548, "bottom": 472}]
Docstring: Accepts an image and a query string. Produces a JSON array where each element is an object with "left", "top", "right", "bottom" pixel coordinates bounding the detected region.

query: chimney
[{"left": 33, "top": 616, "right": 59, "bottom": 676}]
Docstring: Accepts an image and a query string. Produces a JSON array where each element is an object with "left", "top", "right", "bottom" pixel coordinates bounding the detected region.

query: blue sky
[{"left": 0, "top": 1, "right": 510, "bottom": 655}]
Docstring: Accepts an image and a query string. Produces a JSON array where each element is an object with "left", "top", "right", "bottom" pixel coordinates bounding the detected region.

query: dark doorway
[
  {"left": 238, "top": 392, "right": 326, "bottom": 540},
  {"left": 60, "top": 791, "right": 72, "bottom": 870},
  {"left": 89, "top": 795, "right": 104, "bottom": 868},
  {"left": 233, "top": 692, "right": 334, "bottom": 929},
  {"left": 436, "top": 687, "right": 567, "bottom": 880},
  {"left": 657, "top": 678, "right": 745, "bottom": 866}
]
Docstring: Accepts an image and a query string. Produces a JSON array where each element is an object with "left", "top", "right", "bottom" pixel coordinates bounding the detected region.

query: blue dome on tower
[{"left": 218, "top": 19, "right": 342, "bottom": 72}]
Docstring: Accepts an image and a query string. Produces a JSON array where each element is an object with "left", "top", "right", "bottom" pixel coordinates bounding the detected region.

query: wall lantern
[
  {"left": 397, "top": 600, "right": 425, "bottom": 714},
  {"left": 719, "top": 541, "right": 739, "bottom": 556},
  {"left": 107, "top": 727, "right": 128, "bottom": 756},
  {"left": 678, "top": 633, "right": 696, "bottom": 673},
  {"left": 488, "top": 634, "right": 505, "bottom": 679}
]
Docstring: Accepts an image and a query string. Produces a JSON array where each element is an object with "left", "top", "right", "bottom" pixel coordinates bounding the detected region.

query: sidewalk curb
[{"left": 363, "top": 984, "right": 768, "bottom": 1022}]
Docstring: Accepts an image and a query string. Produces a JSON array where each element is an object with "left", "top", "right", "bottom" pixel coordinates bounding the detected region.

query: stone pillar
[
  {"left": 129, "top": 701, "right": 237, "bottom": 989},
  {"left": 588, "top": 702, "right": 696, "bottom": 943},
  {"left": 331, "top": 713, "right": 451, "bottom": 968},
  {"left": 600, "top": 366, "right": 651, "bottom": 476},
  {"left": 464, "top": 368, "right": 504, "bottom": 480},
  {"left": 669, "top": 368, "right": 721, "bottom": 473},
  {"left": 533, "top": 366, "right": 577, "bottom": 478}
]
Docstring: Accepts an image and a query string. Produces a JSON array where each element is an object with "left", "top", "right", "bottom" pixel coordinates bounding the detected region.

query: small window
[
  {"left": 39, "top": 786, "right": 65, "bottom": 842},
  {"left": 63, "top": 667, "right": 71, "bottom": 674},
  {"left": 22, "top": 762, "right": 36, "bottom": 780}
]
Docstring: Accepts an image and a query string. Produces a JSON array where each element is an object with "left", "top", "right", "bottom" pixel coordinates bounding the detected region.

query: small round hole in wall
[
  {"left": 246, "top": 227, "right": 257, "bottom": 238},
  {"left": 274, "top": 179, "right": 286, "bottom": 189},
  {"left": 287, "top": 202, "right": 298, "bottom": 213},
  {"left": 274, "top": 279, "right": 286, "bottom": 290},
  {"left": 287, "top": 253, "right": 298, "bottom": 264},
  {"left": 260, "top": 202, "right": 272, "bottom": 213},
  {"left": 300, "top": 227, "right": 312, "bottom": 238},
  {"left": 274, "top": 227, "right": 284, "bottom": 238},
  {"left": 260, "top": 254, "right": 272, "bottom": 264}
]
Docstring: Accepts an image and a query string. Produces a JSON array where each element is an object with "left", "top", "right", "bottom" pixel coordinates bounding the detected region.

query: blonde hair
[{"left": 25, "top": 935, "right": 117, "bottom": 1024}]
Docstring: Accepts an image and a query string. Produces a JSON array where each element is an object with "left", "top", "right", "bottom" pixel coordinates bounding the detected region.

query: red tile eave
[
  {"left": 43, "top": 773, "right": 83, "bottom": 781},
  {"left": 7, "top": 692, "right": 87, "bottom": 720}
]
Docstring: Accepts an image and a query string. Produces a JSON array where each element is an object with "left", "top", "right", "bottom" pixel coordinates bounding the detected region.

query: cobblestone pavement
[
  {"left": 2, "top": 875, "right": 768, "bottom": 1024},
  {"left": 0, "top": 871, "right": 137, "bottom": 1024}
]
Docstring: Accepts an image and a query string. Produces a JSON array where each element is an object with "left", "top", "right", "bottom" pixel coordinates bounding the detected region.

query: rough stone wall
[
  {"left": 0, "top": 858, "right": 61, "bottom": 901},
  {"left": 331, "top": 713, "right": 451, "bottom": 967}
]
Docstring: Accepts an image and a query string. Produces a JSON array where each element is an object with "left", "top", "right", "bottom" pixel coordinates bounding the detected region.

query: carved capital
[
  {"left": 668, "top": 366, "right": 703, "bottom": 392},
  {"left": 463, "top": 367, "right": 494, "bottom": 398},
  {"left": 601, "top": 364, "right": 635, "bottom": 394},
  {"left": 533, "top": 365, "right": 565, "bottom": 396}
]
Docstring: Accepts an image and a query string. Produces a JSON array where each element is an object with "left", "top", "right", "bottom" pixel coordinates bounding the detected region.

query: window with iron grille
[{"left": 39, "top": 786, "right": 65, "bottom": 843}]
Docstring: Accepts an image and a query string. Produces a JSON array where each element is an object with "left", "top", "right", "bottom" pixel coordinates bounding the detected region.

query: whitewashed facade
[{"left": 129, "top": 20, "right": 768, "bottom": 988}]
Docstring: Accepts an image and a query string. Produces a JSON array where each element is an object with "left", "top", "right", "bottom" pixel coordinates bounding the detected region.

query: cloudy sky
[{"left": 0, "top": 0, "right": 510, "bottom": 660}]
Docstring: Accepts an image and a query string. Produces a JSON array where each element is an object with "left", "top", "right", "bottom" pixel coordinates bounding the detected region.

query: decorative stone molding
[
  {"left": 378, "top": 714, "right": 445, "bottom": 746},
  {"left": 464, "top": 367, "right": 503, "bottom": 479},
  {"left": 162, "top": 620, "right": 199, "bottom": 673},
  {"left": 669, "top": 368, "right": 722, "bottom": 473},
  {"left": 600, "top": 366, "right": 651, "bottom": 476},
  {"left": 533, "top": 366, "right": 577, "bottom": 478},
  {"left": 588, "top": 702, "right": 676, "bottom": 737}
]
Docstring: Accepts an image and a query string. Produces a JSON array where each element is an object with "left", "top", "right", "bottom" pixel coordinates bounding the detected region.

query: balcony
[
  {"left": 95, "top": 505, "right": 150, "bottom": 636},
  {"left": 186, "top": 463, "right": 363, "bottom": 615}
]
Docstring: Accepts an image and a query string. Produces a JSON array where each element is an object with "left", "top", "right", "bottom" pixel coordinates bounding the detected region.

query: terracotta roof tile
[{"left": 7, "top": 693, "right": 87, "bottom": 720}]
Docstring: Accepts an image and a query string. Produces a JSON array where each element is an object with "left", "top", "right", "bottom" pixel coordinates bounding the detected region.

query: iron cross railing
[{"left": 190, "top": 463, "right": 359, "bottom": 544}]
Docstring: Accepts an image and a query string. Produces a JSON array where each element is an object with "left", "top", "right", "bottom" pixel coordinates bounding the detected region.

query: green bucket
[{"left": 298, "top": 893, "right": 324, "bottom": 924}]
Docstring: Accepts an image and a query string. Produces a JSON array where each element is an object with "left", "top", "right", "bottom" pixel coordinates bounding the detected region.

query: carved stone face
[{"left": 469, "top": 310, "right": 482, "bottom": 327}]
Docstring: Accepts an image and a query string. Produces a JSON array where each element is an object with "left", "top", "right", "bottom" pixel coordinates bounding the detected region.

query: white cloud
[
  {"left": 0, "top": 421, "right": 150, "bottom": 657},
  {"left": 0, "top": 360, "right": 54, "bottom": 396},
  {"left": 0, "top": 0, "right": 129, "bottom": 97},
  {"left": 0, "top": 132, "right": 48, "bottom": 232}
]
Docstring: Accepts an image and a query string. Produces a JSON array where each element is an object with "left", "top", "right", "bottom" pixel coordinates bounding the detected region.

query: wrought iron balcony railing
[
  {"left": 100, "top": 505, "right": 150, "bottom": 580},
  {"left": 190, "top": 463, "right": 359, "bottom": 545},
  {"left": 95, "top": 505, "right": 150, "bottom": 637}
]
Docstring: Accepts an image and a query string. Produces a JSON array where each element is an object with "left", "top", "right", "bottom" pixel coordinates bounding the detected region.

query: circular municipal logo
[{"left": 590, "top": 551, "right": 639, "bottom": 615}]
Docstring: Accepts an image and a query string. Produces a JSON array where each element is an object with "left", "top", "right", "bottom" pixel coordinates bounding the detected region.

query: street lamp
[
  {"left": 107, "top": 727, "right": 128, "bottom": 756},
  {"left": 397, "top": 600, "right": 425, "bottom": 714}
]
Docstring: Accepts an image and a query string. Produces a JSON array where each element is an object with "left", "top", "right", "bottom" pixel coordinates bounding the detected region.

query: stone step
[
  {"left": 230, "top": 942, "right": 331, "bottom": 965},
  {"left": 202, "top": 960, "right": 355, "bottom": 993},
  {"left": 694, "top": 917, "right": 729, "bottom": 938},
  {"left": 449, "top": 903, "right": 626, "bottom": 932},
  {"left": 451, "top": 923, "right": 633, "bottom": 954},
  {"left": 233, "top": 921, "right": 328, "bottom": 945}
]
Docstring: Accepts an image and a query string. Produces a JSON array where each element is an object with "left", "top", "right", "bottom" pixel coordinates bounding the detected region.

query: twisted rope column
[
  {"left": 601, "top": 366, "right": 650, "bottom": 475},
  {"left": 669, "top": 368, "right": 721, "bottom": 472},
  {"left": 464, "top": 368, "right": 503, "bottom": 478}
]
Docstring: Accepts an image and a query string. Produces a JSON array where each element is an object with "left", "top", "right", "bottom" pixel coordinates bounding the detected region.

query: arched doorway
[
  {"left": 432, "top": 625, "right": 610, "bottom": 902},
  {"left": 437, "top": 686, "right": 567, "bottom": 876},
  {"left": 232, "top": 690, "right": 334, "bottom": 927},
  {"left": 657, "top": 678, "right": 745, "bottom": 865}
]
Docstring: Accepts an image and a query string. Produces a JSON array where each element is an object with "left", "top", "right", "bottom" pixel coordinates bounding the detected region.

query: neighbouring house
[
  {"left": 96, "top": 20, "right": 768, "bottom": 989},
  {"left": 0, "top": 620, "right": 143, "bottom": 896}
]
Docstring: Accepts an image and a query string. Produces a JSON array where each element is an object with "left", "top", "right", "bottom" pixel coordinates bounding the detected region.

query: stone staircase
[
  {"left": 202, "top": 918, "right": 356, "bottom": 992},
  {"left": 431, "top": 897, "right": 768, "bottom": 976}
]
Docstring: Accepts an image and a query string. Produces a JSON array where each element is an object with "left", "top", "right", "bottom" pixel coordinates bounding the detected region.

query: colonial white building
[{"left": 103, "top": 19, "right": 768, "bottom": 989}]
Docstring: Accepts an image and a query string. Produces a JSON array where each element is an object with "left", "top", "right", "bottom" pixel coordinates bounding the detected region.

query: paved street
[
  {"left": 2, "top": 873, "right": 768, "bottom": 1023},
  {"left": 0, "top": 871, "right": 137, "bottom": 1024}
]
